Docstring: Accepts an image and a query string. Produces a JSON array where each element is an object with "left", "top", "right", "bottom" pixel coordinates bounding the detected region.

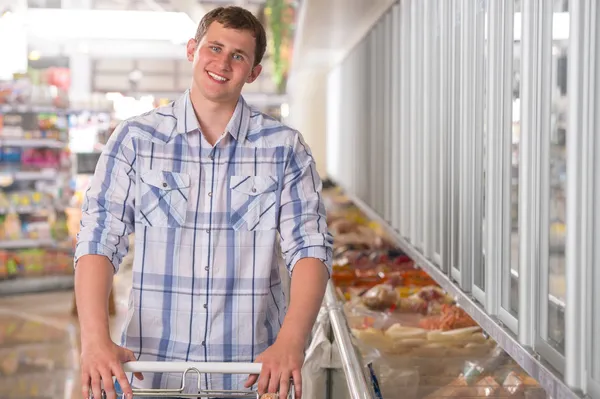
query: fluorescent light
[{"left": 25, "top": 9, "right": 197, "bottom": 43}]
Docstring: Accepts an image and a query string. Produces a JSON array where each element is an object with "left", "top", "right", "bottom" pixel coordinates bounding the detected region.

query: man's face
[{"left": 187, "top": 22, "right": 262, "bottom": 104}]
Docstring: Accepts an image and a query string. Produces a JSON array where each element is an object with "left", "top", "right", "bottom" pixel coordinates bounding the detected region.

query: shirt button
[
  {"left": 206, "top": 229, "right": 209, "bottom": 233},
  {"left": 202, "top": 341, "right": 206, "bottom": 346},
  {"left": 205, "top": 266, "right": 209, "bottom": 271},
  {"left": 251, "top": 187, "right": 256, "bottom": 193},
  {"left": 162, "top": 182, "right": 167, "bottom": 188},
  {"left": 208, "top": 192, "right": 212, "bottom": 197},
  {"left": 203, "top": 304, "right": 207, "bottom": 309}
]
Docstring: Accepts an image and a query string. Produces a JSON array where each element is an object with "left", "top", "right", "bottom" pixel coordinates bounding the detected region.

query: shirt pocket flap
[
  {"left": 230, "top": 175, "right": 278, "bottom": 195},
  {"left": 141, "top": 170, "right": 191, "bottom": 190}
]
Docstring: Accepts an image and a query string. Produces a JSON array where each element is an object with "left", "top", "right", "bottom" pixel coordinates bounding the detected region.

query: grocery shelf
[
  {"left": 0, "top": 205, "right": 58, "bottom": 215},
  {"left": 344, "top": 191, "right": 585, "bottom": 399},
  {"left": 0, "top": 138, "right": 67, "bottom": 148},
  {"left": 0, "top": 170, "right": 58, "bottom": 182},
  {"left": 0, "top": 274, "right": 74, "bottom": 296},
  {"left": 0, "top": 104, "right": 111, "bottom": 115},
  {"left": 0, "top": 238, "right": 60, "bottom": 249}
]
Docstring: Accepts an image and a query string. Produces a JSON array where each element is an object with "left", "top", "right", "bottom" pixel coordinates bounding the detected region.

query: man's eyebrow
[{"left": 208, "top": 41, "right": 250, "bottom": 58}]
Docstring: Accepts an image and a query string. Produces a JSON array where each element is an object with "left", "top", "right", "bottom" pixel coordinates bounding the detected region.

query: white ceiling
[{"left": 290, "top": 0, "right": 395, "bottom": 73}]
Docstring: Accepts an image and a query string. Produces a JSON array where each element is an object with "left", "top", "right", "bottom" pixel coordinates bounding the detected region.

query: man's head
[{"left": 187, "top": 6, "right": 267, "bottom": 105}]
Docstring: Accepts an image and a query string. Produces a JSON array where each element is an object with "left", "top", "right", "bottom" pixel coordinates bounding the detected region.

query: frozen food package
[
  {"left": 502, "top": 371, "right": 548, "bottom": 398},
  {"left": 503, "top": 371, "right": 527, "bottom": 397},
  {"left": 475, "top": 375, "right": 502, "bottom": 397},
  {"left": 361, "top": 284, "right": 398, "bottom": 310},
  {"left": 422, "top": 346, "right": 510, "bottom": 399}
]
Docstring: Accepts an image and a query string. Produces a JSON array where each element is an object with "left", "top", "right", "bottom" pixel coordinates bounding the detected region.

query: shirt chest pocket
[
  {"left": 230, "top": 175, "right": 279, "bottom": 231},
  {"left": 139, "top": 170, "right": 190, "bottom": 228}
]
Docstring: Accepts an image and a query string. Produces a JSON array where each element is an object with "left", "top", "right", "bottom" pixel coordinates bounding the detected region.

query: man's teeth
[{"left": 208, "top": 72, "right": 227, "bottom": 81}]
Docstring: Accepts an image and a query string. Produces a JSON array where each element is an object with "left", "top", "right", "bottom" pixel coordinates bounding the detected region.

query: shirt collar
[{"left": 175, "top": 90, "right": 251, "bottom": 142}]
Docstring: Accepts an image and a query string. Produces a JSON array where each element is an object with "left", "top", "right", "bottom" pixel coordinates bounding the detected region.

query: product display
[
  {"left": 322, "top": 186, "right": 548, "bottom": 399},
  {"left": 0, "top": 100, "right": 75, "bottom": 294}
]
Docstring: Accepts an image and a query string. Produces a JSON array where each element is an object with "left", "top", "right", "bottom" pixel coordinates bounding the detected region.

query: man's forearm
[
  {"left": 277, "top": 258, "right": 329, "bottom": 347},
  {"left": 75, "top": 255, "right": 115, "bottom": 346}
]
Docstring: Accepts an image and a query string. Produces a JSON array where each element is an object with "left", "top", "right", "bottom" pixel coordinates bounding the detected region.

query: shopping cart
[{"left": 94, "top": 361, "right": 296, "bottom": 399}]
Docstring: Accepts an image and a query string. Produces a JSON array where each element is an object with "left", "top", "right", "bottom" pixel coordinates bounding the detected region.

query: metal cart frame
[{"left": 96, "top": 361, "right": 295, "bottom": 399}]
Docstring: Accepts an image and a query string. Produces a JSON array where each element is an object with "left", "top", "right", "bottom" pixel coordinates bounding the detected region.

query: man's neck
[{"left": 189, "top": 87, "right": 239, "bottom": 146}]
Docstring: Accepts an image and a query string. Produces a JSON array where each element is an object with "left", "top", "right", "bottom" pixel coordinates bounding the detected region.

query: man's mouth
[{"left": 207, "top": 71, "right": 229, "bottom": 83}]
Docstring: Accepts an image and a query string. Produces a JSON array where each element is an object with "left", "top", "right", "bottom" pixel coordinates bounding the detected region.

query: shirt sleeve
[
  {"left": 74, "top": 121, "right": 136, "bottom": 273},
  {"left": 278, "top": 131, "right": 333, "bottom": 276}
]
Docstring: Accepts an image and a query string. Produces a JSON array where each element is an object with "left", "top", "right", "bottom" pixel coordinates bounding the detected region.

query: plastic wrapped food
[
  {"left": 419, "top": 304, "right": 479, "bottom": 331},
  {"left": 361, "top": 285, "right": 398, "bottom": 310},
  {"left": 422, "top": 347, "right": 510, "bottom": 398}
]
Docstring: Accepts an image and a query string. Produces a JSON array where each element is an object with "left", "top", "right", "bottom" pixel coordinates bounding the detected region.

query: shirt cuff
[
  {"left": 74, "top": 241, "right": 122, "bottom": 273},
  {"left": 288, "top": 245, "right": 333, "bottom": 277}
]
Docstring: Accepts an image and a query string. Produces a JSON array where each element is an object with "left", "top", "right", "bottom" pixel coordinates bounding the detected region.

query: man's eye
[
  {"left": 211, "top": 46, "right": 220, "bottom": 52},
  {"left": 233, "top": 54, "right": 243, "bottom": 61}
]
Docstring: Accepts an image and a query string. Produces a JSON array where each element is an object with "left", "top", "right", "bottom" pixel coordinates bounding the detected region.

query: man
[{"left": 74, "top": 6, "right": 332, "bottom": 399}]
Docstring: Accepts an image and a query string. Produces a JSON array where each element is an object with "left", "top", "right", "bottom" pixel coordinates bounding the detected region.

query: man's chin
[{"left": 199, "top": 89, "right": 239, "bottom": 104}]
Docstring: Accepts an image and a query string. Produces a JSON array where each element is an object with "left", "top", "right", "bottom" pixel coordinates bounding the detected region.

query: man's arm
[
  {"left": 75, "top": 255, "right": 114, "bottom": 347},
  {"left": 74, "top": 121, "right": 139, "bottom": 399},
  {"left": 245, "top": 131, "right": 333, "bottom": 398},
  {"left": 278, "top": 258, "right": 329, "bottom": 349}
]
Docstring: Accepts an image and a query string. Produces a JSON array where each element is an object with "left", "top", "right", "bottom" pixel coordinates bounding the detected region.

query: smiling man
[{"left": 74, "top": 6, "right": 332, "bottom": 399}]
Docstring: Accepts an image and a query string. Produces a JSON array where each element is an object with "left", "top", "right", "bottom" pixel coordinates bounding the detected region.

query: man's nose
[{"left": 216, "top": 53, "right": 232, "bottom": 71}]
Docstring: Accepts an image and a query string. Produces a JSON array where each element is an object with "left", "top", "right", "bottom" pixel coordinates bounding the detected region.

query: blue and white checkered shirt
[{"left": 75, "top": 90, "right": 333, "bottom": 393}]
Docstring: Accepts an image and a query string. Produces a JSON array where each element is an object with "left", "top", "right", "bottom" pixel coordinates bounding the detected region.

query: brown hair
[{"left": 194, "top": 6, "right": 267, "bottom": 67}]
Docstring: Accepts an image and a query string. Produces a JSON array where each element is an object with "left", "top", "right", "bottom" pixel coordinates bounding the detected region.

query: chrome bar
[{"left": 324, "top": 282, "right": 376, "bottom": 399}]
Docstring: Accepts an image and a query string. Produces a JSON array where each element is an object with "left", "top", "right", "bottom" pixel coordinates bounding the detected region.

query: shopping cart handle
[{"left": 122, "top": 361, "right": 263, "bottom": 375}]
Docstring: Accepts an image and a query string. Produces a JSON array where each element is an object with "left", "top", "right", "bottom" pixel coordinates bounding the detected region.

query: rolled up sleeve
[
  {"left": 74, "top": 121, "right": 136, "bottom": 273},
  {"left": 278, "top": 132, "right": 333, "bottom": 276}
]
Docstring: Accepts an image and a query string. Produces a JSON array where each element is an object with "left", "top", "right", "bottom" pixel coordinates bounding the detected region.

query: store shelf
[
  {"left": 0, "top": 205, "right": 58, "bottom": 215},
  {"left": 0, "top": 104, "right": 111, "bottom": 115},
  {"left": 343, "top": 191, "right": 585, "bottom": 399},
  {"left": 0, "top": 170, "right": 58, "bottom": 182},
  {"left": 0, "top": 138, "right": 67, "bottom": 148},
  {"left": 0, "top": 239, "right": 59, "bottom": 249},
  {"left": 0, "top": 104, "right": 69, "bottom": 114},
  {"left": 0, "top": 275, "right": 74, "bottom": 296}
]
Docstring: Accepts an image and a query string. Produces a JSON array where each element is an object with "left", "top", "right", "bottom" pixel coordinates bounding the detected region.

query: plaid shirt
[{"left": 75, "top": 90, "right": 333, "bottom": 393}]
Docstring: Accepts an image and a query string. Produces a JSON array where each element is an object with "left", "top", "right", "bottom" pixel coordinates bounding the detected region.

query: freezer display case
[
  {"left": 323, "top": 0, "right": 600, "bottom": 397},
  {"left": 309, "top": 186, "right": 548, "bottom": 399}
]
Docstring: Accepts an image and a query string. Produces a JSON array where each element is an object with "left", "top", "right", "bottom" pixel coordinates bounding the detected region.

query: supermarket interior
[{"left": 0, "top": 0, "right": 599, "bottom": 398}]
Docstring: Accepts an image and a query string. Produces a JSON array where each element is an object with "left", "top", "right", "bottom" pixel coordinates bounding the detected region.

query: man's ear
[
  {"left": 246, "top": 64, "right": 262, "bottom": 83},
  {"left": 186, "top": 39, "right": 197, "bottom": 62}
]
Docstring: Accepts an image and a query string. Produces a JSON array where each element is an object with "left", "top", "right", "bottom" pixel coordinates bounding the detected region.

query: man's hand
[
  {"left": 80, "top": 340, "right": 143, "bottom": 399},
  {"left": 244, "top": 338, "right": 304, "bottom": 399}
]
